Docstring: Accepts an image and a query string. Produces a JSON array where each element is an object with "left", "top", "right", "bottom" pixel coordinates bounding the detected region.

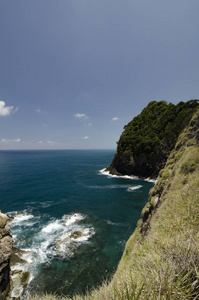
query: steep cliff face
[
  {"left": 107, "top": 100, "right": 199, "bottom": 178},
  {"left": 0, "top": 212, "right": 13, "bottom": 298},
  {"left": 140, "top": 106, "right": 199, "bottom": 232}
]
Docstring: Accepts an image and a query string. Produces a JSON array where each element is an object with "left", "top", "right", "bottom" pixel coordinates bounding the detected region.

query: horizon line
[{"left": 0, "top": 148, "right": 116, "bottom": 151}]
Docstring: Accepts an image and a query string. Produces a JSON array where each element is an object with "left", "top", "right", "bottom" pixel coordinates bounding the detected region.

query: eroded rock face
[{"left": 0, "top": 212, "right": 13, "bottom": 298}]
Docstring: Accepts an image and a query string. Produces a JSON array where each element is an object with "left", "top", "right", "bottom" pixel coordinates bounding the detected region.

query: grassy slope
[{"left": 29, "top": 110, "right": 199, "bottom": 300}]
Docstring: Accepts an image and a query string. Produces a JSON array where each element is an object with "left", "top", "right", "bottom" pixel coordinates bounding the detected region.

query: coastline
[
  {"left": 99, "top": 168, "right": 157, "bottom": 183},
  {"left": 2, "top": 108, "right": 199, "bottom": 299}
]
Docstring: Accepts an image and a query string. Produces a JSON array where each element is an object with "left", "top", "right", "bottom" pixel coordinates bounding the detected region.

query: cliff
[
  {"left": 0, "top": 212, "right": 13, "bottom": 299},
  {"left": 107, "top": 100, "right": 199, "bottom": 178}
]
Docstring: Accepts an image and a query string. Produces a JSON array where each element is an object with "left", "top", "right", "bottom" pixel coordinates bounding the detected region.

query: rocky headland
[{"left": 106, "top": 100, "right": 199, "bottom": 179}]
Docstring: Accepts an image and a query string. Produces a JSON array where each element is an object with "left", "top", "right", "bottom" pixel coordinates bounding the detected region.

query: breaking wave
[
  {"left": 9, "top": 210, "right": 95, "bottom": 297},
  {"left": 127, "top": 185, "right": 142, "bottom": 192},
  {"left": 99, "top": 168, "right": 156, "bottom": 183}
]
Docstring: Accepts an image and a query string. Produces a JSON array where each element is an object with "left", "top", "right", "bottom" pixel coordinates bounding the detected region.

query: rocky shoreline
[
  {"left": 0, "top": 212, "right": 31, "bottom": 300},
  {"left": 0, "top": 212, "right": 13, "bottom": 299}
]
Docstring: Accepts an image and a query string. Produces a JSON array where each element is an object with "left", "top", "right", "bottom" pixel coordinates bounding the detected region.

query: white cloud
[
  {"left": 38, "top": 140, "right": 55, "bottom": 145},
  {"left": 112, "top": 117, "right": 119, "bottom": 121},
  {"left": 82, "top": 136, "right": 89, "bottom": 139},
  {"left": 74, "top": 113, "right": 88, "bottom": 119},
  {"left": 36, "top": 109, "right": 41, "bottom": 113},
  {"left": 1, "top": 138, "right": 21, "bottom": 143},
  {"left": 0, "top": 101, "right": 18, "bottom": 116},
  {"left": 14, "top": 138, "right": 21, "bottom": 143},
  {"left": 88, "top": 123, "right": 92, "bottom": 126}
]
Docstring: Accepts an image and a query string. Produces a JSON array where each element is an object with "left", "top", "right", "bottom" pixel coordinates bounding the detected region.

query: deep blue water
[{"left": 0, "top": 150, "right": 153, "bottom": 297}]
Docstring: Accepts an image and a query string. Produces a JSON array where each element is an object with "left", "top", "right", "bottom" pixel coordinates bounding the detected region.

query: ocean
[{"left": 0, "top": 150, "right": 154, "bottom": 297}]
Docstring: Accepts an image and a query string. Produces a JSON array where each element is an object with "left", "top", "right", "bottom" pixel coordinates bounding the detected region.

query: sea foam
[
  {"left": 11, "top": 214, "right": 34, "bottom": 224},
  {"left": 63, "top": 213, "right": 85, "bottom": 226},
  {"left": 127, "top": 185, "right": 142, "bottom": 192},
  {"left": 99, "top": 168, "right": 139, "bottom": 180},
  {"left": 100, "top": 168, "right": 156, "bottom": 183},
  {"left": 42, "top": 220, "right": 64, "bottom": 233}
]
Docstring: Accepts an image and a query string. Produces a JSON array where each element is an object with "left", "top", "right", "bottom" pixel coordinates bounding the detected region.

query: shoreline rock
[{"left": 0, "top": 212, "right": 13, "bottom": 299}]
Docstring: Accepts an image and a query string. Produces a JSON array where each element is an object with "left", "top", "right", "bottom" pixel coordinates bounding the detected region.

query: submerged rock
[
  {"left": 56, "top": 228, "right": 93, "bottom": 257},
  {"left": 70, "top": 230, "right": 90, "bottom": 239}
]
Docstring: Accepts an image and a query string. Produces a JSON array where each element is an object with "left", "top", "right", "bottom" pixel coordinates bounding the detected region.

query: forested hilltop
[{"left": 107, "top": 100, "right": 199, "bottom": 178}]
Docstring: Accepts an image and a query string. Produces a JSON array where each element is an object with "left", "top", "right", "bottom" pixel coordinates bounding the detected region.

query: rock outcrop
[
  {"left": 0, "top": 212, "right": 13, "bottom": 298},
  {"left": 107, "top": 100, "right": 199, "bottom": 179}
]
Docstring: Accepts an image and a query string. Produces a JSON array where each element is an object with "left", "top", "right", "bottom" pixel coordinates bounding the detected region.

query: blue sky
[{"left": 0, "top": 0, "right": 199, "bottom": 150}]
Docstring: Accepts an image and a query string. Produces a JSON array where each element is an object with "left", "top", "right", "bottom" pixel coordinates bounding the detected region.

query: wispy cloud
[
  {"left": 1, "top": 138, "right": 21, "bottom": 143},
  {"left": 82, "top": 136, "right": 89, "bottom": 139},
  {"left": 38, "top": 140, "right": 55, "bottom": 145},
  {"left": 74, "top": 113, "right": 88, "bottom": 119},
  {"left": 36, "top": 109, "right": 41, "bottom": 113},
  {"left": 112, "top": 117, "right": 119, "bottom": 121},
  {"left": 0, "top": 101, "right": 18, "bottom": 116}
]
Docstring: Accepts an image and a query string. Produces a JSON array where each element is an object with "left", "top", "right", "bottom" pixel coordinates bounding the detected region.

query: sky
[{"left": 0, "top": 0, "right": 199, "bottom": 150}]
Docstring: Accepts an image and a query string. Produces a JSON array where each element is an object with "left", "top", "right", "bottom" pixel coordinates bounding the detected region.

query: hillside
[
  {"left": 107, "top": 100, "right": 199, "bottom": 178},
  {"left": 28, "top": 105, "right": 199, "bottom": 300}
]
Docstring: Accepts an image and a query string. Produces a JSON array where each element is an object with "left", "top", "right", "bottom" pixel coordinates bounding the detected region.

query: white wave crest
[
  {"left": 11, "top": 214, "right": 34, "bottom": 224},
  {"left": 99, "top": 168, "right": 156, "bottom": 183},
  {"left": 10, "top": 211, "right": 94, "bottom": 293},
  {"left": 145, "top": 177, "right": 157, "bottom": 183},
  {"left": 99, "top": 168, "right": 138, "bottom": 180},
  {"left": 56, "top": 227, "right": 95, "bottom": 257},
  {"left": 63, "top": 213, "right": 85, "bottom": 226},
  {"left": 42, "top": 220, "right": 65, "bottom": 233},
  {"left": 127, "top": 185, "right": 142, "bottom": 192}
]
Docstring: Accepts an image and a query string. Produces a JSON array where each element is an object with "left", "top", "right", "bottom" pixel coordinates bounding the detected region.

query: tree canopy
[{"left": 117, "top": 100, "right": 199, "bottom": 157}]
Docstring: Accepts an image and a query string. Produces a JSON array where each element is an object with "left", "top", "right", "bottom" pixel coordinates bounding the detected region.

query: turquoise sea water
[{"left": 0, "top": 150, "right": 154, "bottom": 297}]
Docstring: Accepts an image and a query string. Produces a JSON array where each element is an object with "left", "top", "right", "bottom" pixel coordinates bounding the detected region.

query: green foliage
[{"left": 117, "top": 100, "right": 199, "bottom": 159}]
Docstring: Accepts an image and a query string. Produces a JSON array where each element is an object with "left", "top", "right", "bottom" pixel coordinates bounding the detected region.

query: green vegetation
[
  {"left": 109, "top": 100, "right": 199, "bottom": 178},
  {"left": 28, "top": 107, "right": 199, "bottom": 300},
  {"left": 119, "top": 100, "right": 198, "bottom": 156}
]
